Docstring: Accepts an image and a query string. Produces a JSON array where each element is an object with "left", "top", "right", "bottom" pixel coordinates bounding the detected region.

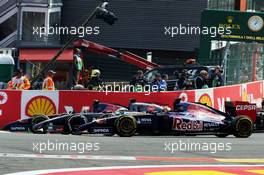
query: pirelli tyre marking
[{"left": 115, "top": 116, "right": 137, "bottom": 137}]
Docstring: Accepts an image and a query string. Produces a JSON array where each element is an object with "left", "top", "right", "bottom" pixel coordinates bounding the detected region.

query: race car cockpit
[{"left": 173, "top": 98, "right": 188, "bottom": 112}]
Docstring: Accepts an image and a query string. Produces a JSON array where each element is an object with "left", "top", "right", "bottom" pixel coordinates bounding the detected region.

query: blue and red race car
[{"left": 74, "top": 99, "right": 254, "bottom": 138}]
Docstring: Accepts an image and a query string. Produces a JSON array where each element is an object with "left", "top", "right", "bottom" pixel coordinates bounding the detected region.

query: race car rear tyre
[
  {"left": 115, "top": 116, "right": 137, "bottom": 137},
  {"left": 31, "top": 115, "right": 49, "bottom": 134},
  {"left": 233, "top": 116, "right": 253, "bottom": 138}
]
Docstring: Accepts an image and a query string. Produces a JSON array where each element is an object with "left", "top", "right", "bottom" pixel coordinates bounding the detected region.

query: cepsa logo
[
  {"left": 236, "top": 105, "right": 256, "bottom": 111},
  {"left": 25, "top": 96, "right": 56, "bottom": 117},
  {"left": 172, "top": 118, "right": 203, "bottom": 131},
  {"left": 198, "top": 94, "right": 212, "bottom": 107}
]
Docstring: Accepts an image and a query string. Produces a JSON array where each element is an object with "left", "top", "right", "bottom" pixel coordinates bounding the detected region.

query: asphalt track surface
[{"left": 1, "top": 132, "right": 264, "bottom": 174}]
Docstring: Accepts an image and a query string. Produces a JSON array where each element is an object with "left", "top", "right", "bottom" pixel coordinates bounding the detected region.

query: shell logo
[
  {"left": 25, "top": 96, "right": 56, "bottom": 117},
  {"left": 198, "top": 94, "right": 212, "bottom": 107}
]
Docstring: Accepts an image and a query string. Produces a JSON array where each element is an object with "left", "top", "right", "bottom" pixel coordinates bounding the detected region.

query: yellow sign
[
  {"left": 26, "top": 96, "right": 56, "bottom": 117},
  {"left": 198, "top": 94, "right": 213, "bottom": 107}
]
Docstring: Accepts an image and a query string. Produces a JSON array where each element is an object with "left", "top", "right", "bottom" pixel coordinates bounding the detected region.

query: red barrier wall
[{"left": 0, "top": 81, "right": 263, "bottom": 129}]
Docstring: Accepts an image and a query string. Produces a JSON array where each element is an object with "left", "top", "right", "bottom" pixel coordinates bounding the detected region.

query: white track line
[
  {"left": 0, "top": 153, "right": 136, "bottom": 161},
  {"left": 5, "top": 165, "right": 264, "bottom": 175},
  {"left": 0, "top": 131, "right": 12, "bottom": 134}
]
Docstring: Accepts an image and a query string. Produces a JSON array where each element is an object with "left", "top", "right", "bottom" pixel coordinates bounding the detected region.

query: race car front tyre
[
  {"left": 66, "top": 115, "right": 87, "bottom": 135},
  {"left": 115, "top": 116, "right": 137, "bottom": 137},
  {"left": 233, "top": 116, "right": 253, "bottom": 138},
  {"left": 31, "top": 115, "right": 49, "bottom": 134}
]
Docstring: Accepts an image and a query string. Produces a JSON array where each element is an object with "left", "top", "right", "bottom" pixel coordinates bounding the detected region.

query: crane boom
[{"left": 73, "top": 39, "right": 159, "bottom": 70}]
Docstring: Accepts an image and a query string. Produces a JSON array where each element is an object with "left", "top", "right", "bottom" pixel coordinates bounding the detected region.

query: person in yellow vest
[
  {"left": 21, "top": 75, "right": 31, "bottom": 90},
  {"left": 42, "top": 70, "right": 56, "bottom": 90}
]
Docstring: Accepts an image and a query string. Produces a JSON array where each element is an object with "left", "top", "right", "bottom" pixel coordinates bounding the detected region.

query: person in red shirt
[{"left": 42, "top": 70, "right": 56, "bottom": 90}]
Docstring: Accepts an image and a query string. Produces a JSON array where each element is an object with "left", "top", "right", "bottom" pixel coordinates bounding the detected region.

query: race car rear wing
[{"left": 225, "top": 101, "right": 257, "bottom": 122}]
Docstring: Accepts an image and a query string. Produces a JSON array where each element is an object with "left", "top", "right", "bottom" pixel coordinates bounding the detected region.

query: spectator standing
[
  {"left": 42, "top": 70, "right": 56, "bottom": 90},
  {"left": 176, "top": 69, "right": 188, "bottom": 90},
  {"left": 130, "top": 70, "right": 147, "bottom": 92},
  {"left": 152, "top": 73, "right": 166, "bottom": 91},
  {"left": 130, "top": 70, "right": 147, "bottom": 86},
  {"left": 195, "top": 70, "right": 209, "bottom": 89},
  {"left": 210, "top": 66, "right": 223, "bottom": 87},
  {"left": 187, "top": 79, "right": 194, "bottom": 90},
  {"left": 81, "top": 69, "right": 90, "bottom": 88},
  {"left": 161, "top": 74, "right": 168, "bottom": 91}
]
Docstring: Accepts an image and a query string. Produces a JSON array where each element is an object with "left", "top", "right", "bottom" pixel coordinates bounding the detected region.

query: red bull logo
[{"left": 172, "top": 118, "right": 203, "bottom": 131}]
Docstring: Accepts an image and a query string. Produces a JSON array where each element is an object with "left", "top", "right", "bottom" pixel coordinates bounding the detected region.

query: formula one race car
[
  {"left": 3, "top": 101, "right": 127, "bottom": 133},
  {"left": 3, "top": 100, "right": 168, "bottom": 134},
  {"left": 75, "top": 99, "right": 254, "bottom": 138}
]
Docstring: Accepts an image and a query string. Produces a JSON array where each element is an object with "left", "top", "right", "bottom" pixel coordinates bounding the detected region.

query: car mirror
[
  {"left": 81, "top": 106, "right": 90, "bottom": 114},
  {"left": 65, "top": 106, "right": 74, "bottom": 115}
]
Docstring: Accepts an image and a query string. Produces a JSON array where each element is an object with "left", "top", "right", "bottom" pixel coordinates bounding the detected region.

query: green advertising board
[{"left": 199, "top": 9, "right": 264, "bottom": 64}]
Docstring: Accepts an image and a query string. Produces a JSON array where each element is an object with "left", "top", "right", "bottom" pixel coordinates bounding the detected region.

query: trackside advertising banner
[
  {"left": 21, "top": 91, "right": 59, "bottom": 119},
  {"left": 0, "top": 81, "right": 263, "bottom": 128},
  {"left": 213, "top": 84, "right": 242, "bottom": 112},
  {"left": 0, "top": 91, "right": 21, "bottom": 129}
]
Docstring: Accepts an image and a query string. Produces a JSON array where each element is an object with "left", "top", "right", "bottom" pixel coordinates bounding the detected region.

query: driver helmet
[{"left": 91, "top": 69, "right": 101, "bottom": 77}]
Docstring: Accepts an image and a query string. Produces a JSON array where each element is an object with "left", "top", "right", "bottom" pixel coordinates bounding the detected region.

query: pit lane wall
[{"left": 0, "top": 81, "right": 263, "bottom": 129}]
